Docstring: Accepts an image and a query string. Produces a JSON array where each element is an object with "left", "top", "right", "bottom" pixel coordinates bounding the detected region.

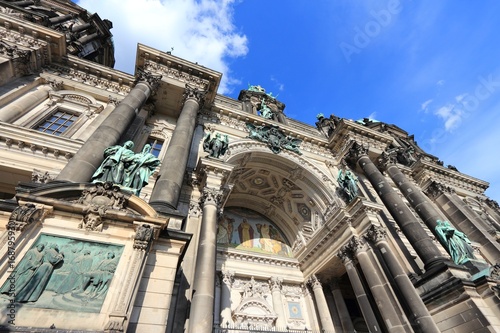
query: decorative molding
[
  {"left": 7, "top": 203, "right": 44, "bottom": 232},
  {"left": 364, "top": 224, "right": 387, "bottom": 244},
  {"left": 133, "top": 224, "right": 154, "bottom": 250},
  {"left": 135, "top": 67, "right": 162, "bottom": 94}
]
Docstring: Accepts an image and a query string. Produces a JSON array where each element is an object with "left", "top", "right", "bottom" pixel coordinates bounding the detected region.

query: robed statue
[
  {"left": 91, "top": 141, "right": 135, "bottom": 185},
  {"left": 338, "top": 167, "right": 359, "bottom": 203},
  {"left": 435, "top": 220, "right": 476, "bottom": 265},
  {"left": 124, "top": 144, "right": 160, "bottom": 195}
]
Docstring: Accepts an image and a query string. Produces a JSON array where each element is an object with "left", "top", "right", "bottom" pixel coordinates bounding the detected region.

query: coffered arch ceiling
[{"left": 223, "top": 149, "right": 339, "bottom": 245}]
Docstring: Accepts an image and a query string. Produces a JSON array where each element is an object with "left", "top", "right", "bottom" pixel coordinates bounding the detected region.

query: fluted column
[
  {"left": 220, "top": 270, "right": 234, "bottom": 326},
  {"left": 329, "top": 279, "right": 354, "bottom": 333},
  {"left": 150, "top": 85, "right": 206, "bottom": 212},
  {"left": 308, "top": 275, "right": 336, "bottom": 333},
  {"left": 56, "top": 70, "right": 161, "bottom": 182},
  {"left": 0, "top": 85, "right": 51, "bottom": 123},
  {"left": 366, "top": 225, "right": 440, "bottom": 333},
  {"left": 348, "top": 143, "right": 446, "bottom": 271},
  {"left": 337, "top": 249, "right": 381, "bottom": 333},
  {"left": 269, "top": 277, "right": 286, "bottom": 329},
  {"left": 343, "top": 236, "right": 407, "bottom": 333}
]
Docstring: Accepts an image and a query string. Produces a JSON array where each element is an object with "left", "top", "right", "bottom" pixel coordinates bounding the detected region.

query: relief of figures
[
  {"left": 0, "top": 234, "right": 123, "bottom": 313},
  {"left": 216, "top": 207, "right": 292, "bottom": 257}
]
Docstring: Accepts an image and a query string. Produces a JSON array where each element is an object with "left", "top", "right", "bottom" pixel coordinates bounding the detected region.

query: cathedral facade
[{"left": 0, "top": 1, "right": 499, "bottom": 332}]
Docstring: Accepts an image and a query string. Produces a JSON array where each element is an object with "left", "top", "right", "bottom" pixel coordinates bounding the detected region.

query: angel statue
[{"left": 203, "top": 132, "right": 229, "bottom": 158}]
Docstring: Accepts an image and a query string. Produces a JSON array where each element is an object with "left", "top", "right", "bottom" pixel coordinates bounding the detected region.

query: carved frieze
[{"left": 246, "top": 123, "right": 302, "bottom": 155}]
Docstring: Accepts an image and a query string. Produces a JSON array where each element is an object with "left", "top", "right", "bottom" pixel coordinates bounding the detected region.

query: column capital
[
  {"left": 338, "top": 236, "right": 365, "bottom": 262},
  {"left": 269, "top": 276, "right": 283, "bottom": 292},
  {"left": 184, "top": 84, "right": 207, "bottom": 107},
  {"left": 135, "top": 68, "right": 162, "bottom": 93},
  {"left": 364, "top": 224, "right": 387, "bottom": 244},
  {"left": 7, "top": 203, "right": 44, "bottom": 232},
  {"left": 377, "top": 150, "right": 398, "bottom": 171},
  {"left": 307, "top": 274, "right": 322, "bottom": 289},
  {"left": 200, "top": 187, "right": 223, "bottom": 208},
  {"left": 221, "top": 270, "right": 235, "bottom": 287},
  {"left": 425, "top": 180, "right": 453, "bottom": 199},
  {"left": 345, "top": 141, "right": 369, "bottom": 164}
]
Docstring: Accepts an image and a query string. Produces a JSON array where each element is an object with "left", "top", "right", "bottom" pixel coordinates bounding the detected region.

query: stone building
[{"left": 0, "top": 1, "right": 499, "bottom": 332}]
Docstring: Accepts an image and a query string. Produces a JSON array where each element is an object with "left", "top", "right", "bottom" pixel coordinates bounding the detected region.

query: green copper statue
[
  {"left": 338, "top": 167, "right": 359, "bottom": 202},
  {"left": 259, "top": 99, "right": 273, "bottom": 119},
  {"left": 124, "top": 144, "right": 160, "bottom": 195},
  {"left": 435, "top": 220, "right": 476, "bottom": 265},
  {"left": 91, "top": 142, "right": 160, "bottom": 195},
  {"left": 91, "top": 141, "right": 135, "bottom": 185}
]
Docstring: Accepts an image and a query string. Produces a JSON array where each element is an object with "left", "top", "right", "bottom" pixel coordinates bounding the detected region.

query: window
[
  {"left": 147, "top": 138, "right": 164, "bottom": 158},
  {"left": 35, "top": 110, "right": 79, "bottom": 136}
]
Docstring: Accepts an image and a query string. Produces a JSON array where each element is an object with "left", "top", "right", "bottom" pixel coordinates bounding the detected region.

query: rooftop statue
[
  {"left": 203, "top": 132, "right": 229, "bottom": 158},
  {"left": 259, "top": 99, "right": 273, "bottom": 119},
  {"left": 435, "top": 220, "right": 476, "bottom": 265},
  {"left": 338, "top": 166, "right": 359, "bottom": 203},
  {"left": 248, "top": 84, "right": 266, "bottom": 93}
]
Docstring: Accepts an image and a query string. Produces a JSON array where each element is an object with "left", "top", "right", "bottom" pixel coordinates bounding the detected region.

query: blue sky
[{"left": 77, "top": 0, "right": 500, "bottom": 202}]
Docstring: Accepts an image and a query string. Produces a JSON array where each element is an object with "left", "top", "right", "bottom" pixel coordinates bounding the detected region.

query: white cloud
[
  {"left": 421, "top": 98, "right": 433, "bottom": 112},
  {"left": 434, "top": 103, "right": 463, "bottom": 131},
  {"left": 270, "top": 76, "right": 285, "bottom": 93},
  {"left": 437, "top": 79, "right": 445, "bottom": 86},
  {"left": 77, "top": 0, "right": 248, "bottom": 93}
]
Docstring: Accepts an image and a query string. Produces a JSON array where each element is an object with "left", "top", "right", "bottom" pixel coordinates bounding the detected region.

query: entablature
[{"left": 412, "top": 158, "right": 489, "bottom": 195}]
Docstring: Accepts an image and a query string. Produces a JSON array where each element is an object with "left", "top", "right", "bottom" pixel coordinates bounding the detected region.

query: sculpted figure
[
  {"left": 80, "top": 252, "right": 118, "bottom": 299},
  {"left": 124, "top": 144, "right": 160, "bottom": 194},
  {"left": 91, "top": 141, "right": 135, "bottom": 185},
  {"left": 16, "top": 243, "right": 64, "bottom": 302},
  {"left": 0, "top": 243, "right": 45, "bottom": 295},
  {"left": 338, "top": 167, "right": 359, "bottom": 202},
  {"left": 203, "top": 132, "right": 229, "bottom": 158},
  {"left": 435, "top": 220, "right": 476, "bottom": 265},
  {"left": 56, "top": 249, "right": 93, "bottom": 295},
  {"left": 259, "top": 99, "right": 273, "bottom": 119}
]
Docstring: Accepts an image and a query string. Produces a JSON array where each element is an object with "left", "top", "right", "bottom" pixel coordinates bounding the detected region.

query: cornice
[
  {"left": 329, "top": 119, "right": 394, "bottom": 159},
  {"left": 43, "top": 55, "right": 135, "bottom": 95},
  {"left": 0, "top": 122, "right": 80, "bottom": 161},
  {"left": 217, "top": 248, "right": 300, "bottom": 269},
  {"left": 412, "top": 158, "right": 489, "bottom": 195}
]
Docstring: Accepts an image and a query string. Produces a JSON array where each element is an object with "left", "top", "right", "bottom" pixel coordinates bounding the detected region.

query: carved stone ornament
[
  {"left": 338, "top": 236, "right": 364, "bottom": 261},
  {"left": 80, "top": 205, "right": 107, "bottom": 232},
  {"left": 203, "top": 131, "right": 229, "bottom": 158},
  {"left": 201, "top": 187, "right": 223, "bottom": 207},
  {"left": 77, "top": 182, "right": 127, "bottom": 210},
  {"left": 188, "top": 199, "right": 202, "bottom": 217},
  {"left": 221, "top": 270, "right": 235, "bottom": 287},
  {"left": 7, "top": 203, "right": 43, "bottom": 232},
  {"left": 377, "top": 149, "right": 398, "bottom": 170},
  {"left": 365, "top": 224, "right": 387, "bottom": 244},
  {"left": 269, "top": 276, "right": 283, "bottom": 292},
  {"left": 183, "top": 84, "right": 207, "bottom": 106},
  {"left": 245, "top": 123, "right": 302, "bottom": 155},
  {"left": 307, "top": 274, "right": 321, "bottom": 289},
  {"left": 490, "top": 263, "right": 500, "bottom": 281},
  {"left": 135, "top": 68, "right": 162, "bottom": 93},
  {"left": 31, "top": 169, "right": 54, "bottom": 184},
  {"left": 133, "top": 224, "right": 154, "bottom": 250},
  {"left": 425, "top": 181, "right": 447, "bottom": 200},
  {"left": 346, "top": 142, "right": 369, "bottom": 164}
]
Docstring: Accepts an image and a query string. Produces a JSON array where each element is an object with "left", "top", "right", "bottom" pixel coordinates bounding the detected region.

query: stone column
[
  {"left": 426, "top": 181, "right": 500, "bottom": 264},
  {"left": 308, "top": 275, "right": 336, "bottom": 333},
  {"left": 329, "top": 279, "right": 355, "bottom": 333},
  {"left": 188, "top": 159, "right": 232, "bottom": 333},
  {"left": 349, "top": 143, "right": 446, "bottom": 271},
  {"left": 150, "top": 85, "right": 206, "bottom": 212},
  {"left": 56, "top": 70, "right": 161, "bottom": 183},
  {"left": 220, "top": 270, "right": 234, "bottom": 326},
  {"left": 366, "top": 225, "right": 440, "bottom": 333},
  {"left": 269, "top": 277, "right": 286, "bottom": 329},
  {"left": 337, "top": 250, "right": 381, "bottom": 333},
  {"left": 0, "top": 85, "right": 51, "bottom": 123},
  {"left": 343, "top": 236, "right": 407, "bottom": 333}
]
